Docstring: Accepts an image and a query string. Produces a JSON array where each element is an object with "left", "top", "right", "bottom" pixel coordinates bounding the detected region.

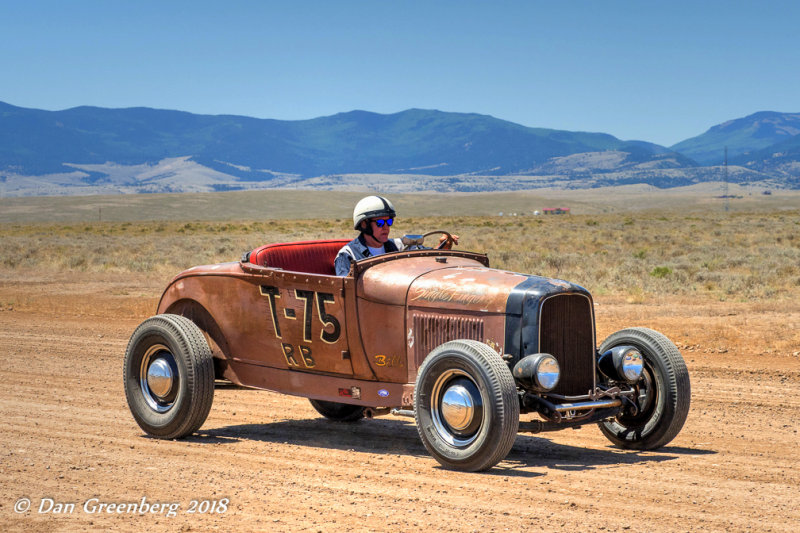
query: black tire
[
  {"left": 123, "top": 314, "right": 215, "bottom": 439},
  {"left": 598, "top": 327, "right": 690, "bottom": 450},
  {"left": 309, "top": 399, "right": 365, "bottom": 422},
  {"left": 414, "top": 340, "right": 519, "bottom": 472}
]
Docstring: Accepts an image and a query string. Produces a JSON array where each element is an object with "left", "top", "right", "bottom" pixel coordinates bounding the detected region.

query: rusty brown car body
[{"left": 124, "top": 236, "right": 690, "bottom": 471}]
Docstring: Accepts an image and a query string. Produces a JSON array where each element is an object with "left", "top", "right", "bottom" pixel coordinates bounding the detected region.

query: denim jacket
[{"left": 334, "top": 234, "right": 405, "bottom": 276}]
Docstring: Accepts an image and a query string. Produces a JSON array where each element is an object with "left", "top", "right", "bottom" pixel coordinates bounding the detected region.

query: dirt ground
[{"left": 1, "top": 272, "right": 799, "bottom": 532}]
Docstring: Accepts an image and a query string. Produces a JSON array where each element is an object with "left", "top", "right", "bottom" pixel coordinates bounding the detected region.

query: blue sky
[{"left": 2, "top": 1, "right": 798, "bottom": 146}]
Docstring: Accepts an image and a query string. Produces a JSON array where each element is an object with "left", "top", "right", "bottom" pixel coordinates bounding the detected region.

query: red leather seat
[{"left": 247, "top": 239, "right": 350, "bottom": 276}]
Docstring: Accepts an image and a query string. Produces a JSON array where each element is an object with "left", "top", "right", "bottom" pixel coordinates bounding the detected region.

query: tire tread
[
  {"left": 599, "top": 327, "right": 690, "bottom": 449},
  {"left": 414, "top": 339, "right": 519, "bottom": 471},
  {"left": 123, "top": 314, "right": 215, "bottom": 439}
]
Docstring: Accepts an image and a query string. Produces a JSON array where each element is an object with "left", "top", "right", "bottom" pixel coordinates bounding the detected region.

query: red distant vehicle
[{"left": 123, "top": 231, "right": 690, "bottom": 471}]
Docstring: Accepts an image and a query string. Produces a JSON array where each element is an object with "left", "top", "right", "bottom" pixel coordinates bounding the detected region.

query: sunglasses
[{"left": 373, "top": 218, "right": 393, "bottom": 227}]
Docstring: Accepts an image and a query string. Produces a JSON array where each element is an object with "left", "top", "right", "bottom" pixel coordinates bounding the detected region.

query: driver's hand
[{"left": 438, "top": 234, "right": 460, "bottom": 249}]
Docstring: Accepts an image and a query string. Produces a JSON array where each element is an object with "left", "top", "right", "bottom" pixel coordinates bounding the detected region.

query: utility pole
[{"left": 723, "top": 146, "right": 729, "bottom": 212}]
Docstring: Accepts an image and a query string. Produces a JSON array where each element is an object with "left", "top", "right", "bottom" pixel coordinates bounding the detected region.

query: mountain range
[{"left": 1, "top": 101, "right": 798, "bottom": 196}]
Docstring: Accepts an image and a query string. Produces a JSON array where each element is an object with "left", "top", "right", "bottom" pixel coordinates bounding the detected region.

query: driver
[{"left": 334, "top": 195, "right": 457, "bottom": 276}]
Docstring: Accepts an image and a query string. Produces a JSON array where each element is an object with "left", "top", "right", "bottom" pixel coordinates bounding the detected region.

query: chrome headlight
[
  {"left": 512, "top": 353, "right": 561, "bottom": 392},
  {"left": 599, "top": 346, "right": 644, "bottom": 384}
]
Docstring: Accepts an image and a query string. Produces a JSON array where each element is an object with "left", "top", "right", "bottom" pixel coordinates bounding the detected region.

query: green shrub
[{"left": 650, "top": 266, "right": 673, "bottom": 278}]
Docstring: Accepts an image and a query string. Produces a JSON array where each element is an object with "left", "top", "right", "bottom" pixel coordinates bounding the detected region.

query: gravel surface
[{"left": 2, "top": 273, "right": 799, "bottom": 532}]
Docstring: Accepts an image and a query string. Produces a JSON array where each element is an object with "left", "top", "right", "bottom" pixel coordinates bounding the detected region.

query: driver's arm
[{"left": 334, "top": 252, "right": 353, "bottom": 277}]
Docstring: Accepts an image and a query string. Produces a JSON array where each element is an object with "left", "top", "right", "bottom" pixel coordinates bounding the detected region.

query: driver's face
[{"left": 370, "top": 217, "right": 392, "bottom": 243}]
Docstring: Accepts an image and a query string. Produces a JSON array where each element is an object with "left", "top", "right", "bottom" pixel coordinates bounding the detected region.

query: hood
[
  {"left": 408, "top": 267, "right": 530, "bottom": 313},
  {"left": 357, "top": 255, "right": 489, "bottom": 306},
  {"left": 357, "top": 253, "right": 588, "bottom": 314}
]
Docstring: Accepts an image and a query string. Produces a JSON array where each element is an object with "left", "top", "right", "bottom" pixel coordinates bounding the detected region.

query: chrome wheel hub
[
  {"left": 139, "top": 344, "right": 178, "bottom": 413},
  {"left": 431, "top": 370, "right": 484, "bottom": 447},
  {"left": 146, "top": 357, "right": 174, "bottom": 399},
  {"left": 441, "top": 384, "right": 475, "bottom": 431}
]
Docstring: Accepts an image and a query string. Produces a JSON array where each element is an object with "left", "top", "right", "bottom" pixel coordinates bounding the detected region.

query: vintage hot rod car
[{"left": 123, "top": 232, "right": 690, "bottom": 471}]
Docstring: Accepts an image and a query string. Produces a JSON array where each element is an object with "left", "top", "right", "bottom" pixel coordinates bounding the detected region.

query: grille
[
  {"left": 412, "top": 312, "right": 484, "bottom": 367},
  {"left": 538, "top": 294, "right": 595, "bottom": 396}
]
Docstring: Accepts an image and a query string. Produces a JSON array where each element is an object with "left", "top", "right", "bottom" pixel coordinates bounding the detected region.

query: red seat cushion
[{"left": 248, "top": 239, "right": 351, "bottom": 275}]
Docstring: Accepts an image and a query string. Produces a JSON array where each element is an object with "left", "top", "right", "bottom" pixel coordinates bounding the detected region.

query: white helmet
[{"left": 352, "top": 195, "right": 396, "bottom": 230}]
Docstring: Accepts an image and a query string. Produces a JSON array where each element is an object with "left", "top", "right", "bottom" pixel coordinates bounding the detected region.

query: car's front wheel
[
  {"left": 414, "top": 340, "right": 519, "bottom": 471},
  {"left": 123, "top": 314, "right": 215, "bottom": 438},
  {"left": 598, "top": 327, "right": 690, "bottom": 450}
]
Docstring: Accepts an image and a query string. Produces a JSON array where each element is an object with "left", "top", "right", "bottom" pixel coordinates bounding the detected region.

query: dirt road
[{"left": 1, "top": 272, "right": 799, "bottom": 532}]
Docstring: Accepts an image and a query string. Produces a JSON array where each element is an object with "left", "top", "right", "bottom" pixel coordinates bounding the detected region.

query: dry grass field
[
  {"left": 2, "top": 187, "right": 799, "bottom": 532},
  {"left": 2, "top": 186, "right": 799, "bottom": 304}
]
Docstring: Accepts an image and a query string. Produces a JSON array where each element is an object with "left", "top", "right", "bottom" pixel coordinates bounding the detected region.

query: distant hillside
[
  {"left": 0, "top": 101, "right": 679, "bottom": 180},
  {"left": 671, "top": 111, "right": 800, "bottom": 165},
  {"left": 729, "top": 133, "right": 800, "bottom": 188},
  {"left": 1, "top": 101, "right": 798, "bottom": 196}
]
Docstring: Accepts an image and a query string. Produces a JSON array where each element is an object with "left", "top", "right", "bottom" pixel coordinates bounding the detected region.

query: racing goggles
[{"left": 373, "top": 218, "right": 394, "bottom": 227}]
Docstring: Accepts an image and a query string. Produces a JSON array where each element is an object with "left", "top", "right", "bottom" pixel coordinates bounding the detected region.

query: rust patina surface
[
  {"left": 156, "top": 248, "right": 538, "bottom": 408},
  {"left": 128, "top": 238, "right": 690, "bottom": 472}
]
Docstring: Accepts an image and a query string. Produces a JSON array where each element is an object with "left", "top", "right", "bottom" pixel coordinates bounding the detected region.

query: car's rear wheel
[
  {"left": 414, "top": 340, "right": 519, "bottom": 471},
  {"left": 309, "top": 399, "right": 365, "bottom": 422},
  {"left": 598, "top": 327, "right": 690, "bottom": 450},
  {"left": 124, "top": 314, "right": 214, "bottom": 438}
]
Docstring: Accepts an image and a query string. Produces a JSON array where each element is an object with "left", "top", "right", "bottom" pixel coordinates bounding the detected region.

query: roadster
[{"left": 123, "top": 231, "right": 690, "bottom": 471}]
